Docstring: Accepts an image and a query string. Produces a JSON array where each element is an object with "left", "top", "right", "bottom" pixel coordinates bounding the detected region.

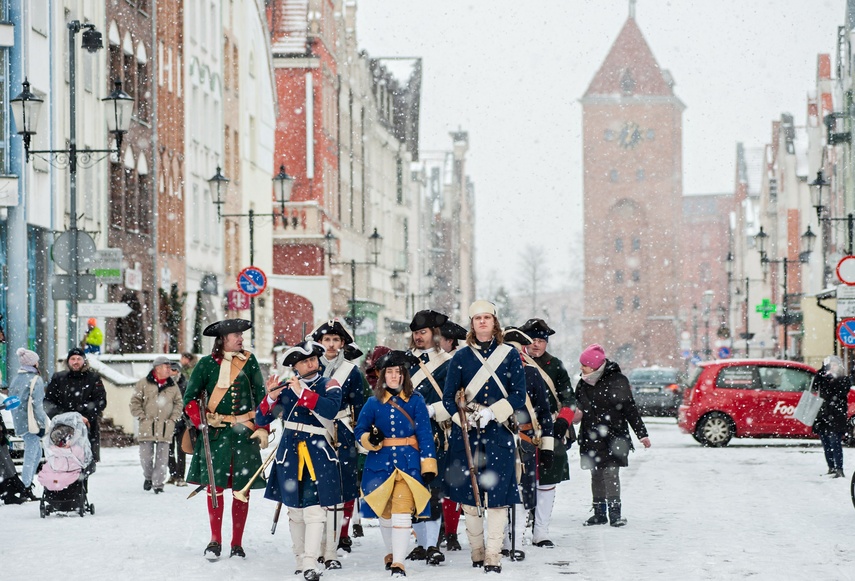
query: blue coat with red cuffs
[{"left": 255, "top": 375, "right": 343, "bottom": 508}]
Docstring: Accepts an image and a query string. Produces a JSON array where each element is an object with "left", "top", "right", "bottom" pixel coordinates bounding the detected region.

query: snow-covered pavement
[{"left": 5, "top": 418, "right": 854, "bottom": 580}]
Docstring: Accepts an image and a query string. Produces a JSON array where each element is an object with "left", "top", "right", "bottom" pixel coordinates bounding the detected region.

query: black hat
[
  {"left": 374, "top": 350, "right": 419, "bottom": 370},
  {"left": 409, "top": 309, "right": 448, "bottom": 332},
  {"left": 310, "top": 318, "right": 354, "bottom": 344},
  {"left": 67, "top": 347, "right": 86, "bottom": 359},
  {"left": 203, "top": 318, "right": 252, "bottom": 337},
  {"left": 343, "top": 342, "right": 364, "bottom": 360},
  {"left": 503, "top": 326, "right": 533, "bottom": 346},
  {"left": 518, "top": 318, "right": 555, "bottom": 340},
  {"left": 282, "top": 340, "right": 325, "bottom": 367},
  {"left": 439, "top": 320, "right": 467, "bottom": 341}
]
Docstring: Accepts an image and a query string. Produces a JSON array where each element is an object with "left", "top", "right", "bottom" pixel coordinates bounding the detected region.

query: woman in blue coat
[
  {"left": 441, "top": 301, "right": 527, "bottom": 573},
  {"left": 255, "top": 341, "right": 343, "bottom": 581},
  {"left": 355, "top": 350, "right": 437, "bottom": 578}
]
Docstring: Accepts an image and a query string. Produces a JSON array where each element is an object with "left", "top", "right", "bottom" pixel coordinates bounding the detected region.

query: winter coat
[
  {"left": 183, "top": 353, "right": 267, "bottom": 490},
  {"left": 812, "top": 372, "right": 852, "bottom": 435},
  {"left": 319, "top": 357, "right": 366, "bottom": 502},
  {"left": 442, "top": 340, "right": 527, "bottom": 508},
  {"left": 409, "top": 348, "right": 451, "bottom": 490},
  {"left": 44, "top": 366, "right": 107, "bottom": 461},
  {"left": 515, "top": 363, "right": 554, "bottom": 509},
  {"left": 532, "top": 351, "right": 577, "bottom": 410},
  {"left": 575, "top": 359, "right": 648, "bottom": 470},
  {"left": 129, "top": 372, "right": 183, "bottom": 442},
  {"left": 355, "top": 390, "right": 436, "bottom": 518},
  {"left": 256, "top": 374, "right": 343, "bottom": 508},
  {"left": 8, "top": 369, "right": 49, "bottom": 437}
]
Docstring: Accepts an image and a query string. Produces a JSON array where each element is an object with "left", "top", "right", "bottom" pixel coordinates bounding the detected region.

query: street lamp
[
  {"left": 10, "top": 21, "right": 134, "bottom": 350},
  {"left": 754, "top": 224, "right": 814, "bottom": 358},
  {"left": 207, "top": 163, "right": 296, "bottom": 348},
  {"left": 325, "top": 228, "right": 384, "bottom": 330},
  {"left": 809, "top": 170, "right": 830, "bottom": 222},
  {"left": 702, "top": 290, "right": 713, "bottom": 360}
]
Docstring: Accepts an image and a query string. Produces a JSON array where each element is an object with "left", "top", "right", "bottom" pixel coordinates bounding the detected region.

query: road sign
[
  {"left": 837, "top": 256, "right": 855, "bottom": 286},
  {"left": 78, "top": 302, "right": 133, "bottom": 318},
  {"left": 755, "top": 298, "right": 777, "bottom": 319},
  {"left": 227, "top": 289, "right": 251, "bottom": 311},
  {"left": 838, "top": 299, "right": 855, "bottom": 317},
  {"left": 680, "top": 349, "right": 691, "bottom": 359},
  {"left": 92, "top": 248, "right": 124, "bottom": 284},
  {"left": 690, "top": 354, "right": 702, "bottom": 366},
  {"left": 125, "top": 267, "right": 142, "bottom": 291},
  {"left": 838, "top": 318, "right": 855, "bottom": 348},
  {"left": 52, "top": 274, "right": 96, "bottom": 301},
  {"left": 51, "top": 230, "right": 97, "bottom": 272},
  {"left": 717, "top": 346, "right": 732, "bottom": 359},
  {"left": 237, "top": 266, "right": 267, "bottom": 297}
]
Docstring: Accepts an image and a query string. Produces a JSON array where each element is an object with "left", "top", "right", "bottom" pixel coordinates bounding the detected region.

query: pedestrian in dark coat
[
  {"left": 575, "top": 344, "right": 650, "bottom": 527},
  {"left": 44, "top": 348, "right": 107, "bottom": 462},
  {"left": 812, "top": 355, "right": 851, "bottom": 477}
]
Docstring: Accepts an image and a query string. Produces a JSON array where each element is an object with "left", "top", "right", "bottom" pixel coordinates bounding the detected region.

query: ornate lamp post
[{"left": 325, "top": 228, "right": 384, "bottom": 330}]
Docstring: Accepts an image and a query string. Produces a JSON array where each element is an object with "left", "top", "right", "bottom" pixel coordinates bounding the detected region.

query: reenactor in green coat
[
  {"left": 518, "top": 318, "right": 576, "bottom": 548},
  {"left": 183, "top": 319, "right": 271, "bottom": 560}
]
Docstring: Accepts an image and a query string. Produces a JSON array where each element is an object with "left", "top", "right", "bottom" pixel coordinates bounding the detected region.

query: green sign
[{"left": 755, "top": 298, "right": 777, "bottom": 319}]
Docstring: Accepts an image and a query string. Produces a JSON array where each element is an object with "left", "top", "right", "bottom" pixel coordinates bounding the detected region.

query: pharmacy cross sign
[{"left": 755, "top": 298, "right": 777, "bottom": 319}]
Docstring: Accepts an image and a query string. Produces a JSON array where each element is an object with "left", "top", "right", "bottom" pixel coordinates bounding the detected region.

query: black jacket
[
  {"left": 45, "top": 366, "right": 107, "bottom": 461},
  {"left": 575, "top": 360, "right": 648, "bottom": 469},
  {"left": 812, "top": 371, "right": 851, "bottom": 434}
]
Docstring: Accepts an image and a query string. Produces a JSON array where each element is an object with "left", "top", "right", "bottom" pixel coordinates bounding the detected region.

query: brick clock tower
[{"left": 580, "top": 14, "right": 684, "bottom": 368}]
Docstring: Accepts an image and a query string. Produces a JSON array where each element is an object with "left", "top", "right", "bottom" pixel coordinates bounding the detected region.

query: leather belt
[
  {"left": 382, "top": 436, "right": 419, "bottom": 451},
  {"left": 518, "top": 422, "right": 533, "bottom": 431},
  {"left": 283, "top": 420, "right": 328, "bottom": 436},
  {"left": 222, "top": 411, "right": 255, "bottom": 428}
]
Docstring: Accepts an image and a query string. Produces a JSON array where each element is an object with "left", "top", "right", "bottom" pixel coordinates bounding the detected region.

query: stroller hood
[{"left": 44, "top": 412, "right": 93, "bottom": 467}]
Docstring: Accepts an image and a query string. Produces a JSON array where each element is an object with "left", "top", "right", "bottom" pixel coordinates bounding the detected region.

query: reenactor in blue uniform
[
  {"left": 518, "top": 317, "right": 577, "bottom": 548},
  {"left": 442, "top": 301, "right": 527, "bottom": 573},
  {"left": 404, "top": 309, "right": 452, "bottom": 565},
  {"left": 255, "top": 341, "right": 343, "bottom": 581},
  {"left": 355, "top": 350, "right": 437, "bottom": 578},
  {"left": 502, "top": 327, "right": 555, "bottom": 561},
  {"left": 310, "top": 319, "right": 366, "bottom": 556}
]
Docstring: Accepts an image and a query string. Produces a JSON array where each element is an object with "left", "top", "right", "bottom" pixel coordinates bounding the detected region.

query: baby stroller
[{"left": 38, "top": 412, "right": 95, "bottom": 517}]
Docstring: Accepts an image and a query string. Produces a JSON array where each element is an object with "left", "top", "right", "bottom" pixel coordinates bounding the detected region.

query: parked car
[
  {"left": 628, "top": 366, "right": 685, "bottom": 416},
  {"left": 678, "top": 359, "right": 855, "bottom": 447}
]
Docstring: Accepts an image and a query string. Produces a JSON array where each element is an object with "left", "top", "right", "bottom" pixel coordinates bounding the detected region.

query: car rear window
[
  {"left": 715, "top": 366, "right": 759, "bottom": 389},
  {"left": 758, "top": 366, "right": 813, "bottom": 392}
]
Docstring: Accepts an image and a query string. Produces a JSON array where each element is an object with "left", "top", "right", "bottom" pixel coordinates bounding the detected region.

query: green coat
[
  {"left": 532, "top": 351, "right": 575, "bottom": 485},
  {"left": 183, "top": 353, "right": 267, "bottom": 490}
]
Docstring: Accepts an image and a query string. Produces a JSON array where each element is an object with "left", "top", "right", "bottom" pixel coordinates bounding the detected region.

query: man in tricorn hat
[
  {"left": 404, "top": 309, "right": 452, "bottom": 563},
  {"left": 183, "top": 318, "right": 270, "bottom": 560},
  {"left": 257, "top": 340, "right": 343, "bottom": 581},
  {"left": 439, "top": 320, "right": 467, "bottom": 354},
  {"left": 309, "top": 318, "right": 366, "bottom": 556},
  {"left": 517, "top": 317, "right": 576, "bottom": 548}
]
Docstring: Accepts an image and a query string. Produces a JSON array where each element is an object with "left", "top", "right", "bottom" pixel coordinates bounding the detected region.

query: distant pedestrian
[
  {"left": 7, "top": 347, "right": 48, "bottom": 499},
  {"left": 167, "top": 362, "right": 188, "bottom": 486},
  {"left": 82, "top": 318, "right": 103, "bottom": 355},
  {"left": 130, "top": 356, "right": 183, "bottom": 493},
  {"left": 812, "top": 355, "right": 851, "bottom": 478},
  {"left": 575, "top": 344, "right": 650, "bottom": 527},
  {"left": 180, "top": 352, "right": 197, "bottom": 382}
]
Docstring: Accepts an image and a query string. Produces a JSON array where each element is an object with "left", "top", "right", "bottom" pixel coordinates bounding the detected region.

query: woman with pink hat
[{"left": 575, "top": 344, "right": 650, "bottom": 527}]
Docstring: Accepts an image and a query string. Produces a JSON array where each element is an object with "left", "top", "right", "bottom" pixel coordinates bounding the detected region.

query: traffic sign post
[
  {"left": 837, "top": 318, "right": 855, "bottom": 348},
  {"left": 837, "top": 256, "right": 855, "bottom": 286},
  {"left": 236, "top": 266, "right": 267, "bottom": 349},
  {"left": 78, "top": 302, "right": 133, "bottom": 318}
]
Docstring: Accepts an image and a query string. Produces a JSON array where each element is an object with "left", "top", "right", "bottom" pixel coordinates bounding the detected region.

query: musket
[
  {"left": 456, "top": 390, "right": 483, "bottom": 517},
  {"left": 271, "top": 502, "right": 283, "bottom": 534},
  {"left": 199, "top": 390, "right": 218, "bottom": 508}
]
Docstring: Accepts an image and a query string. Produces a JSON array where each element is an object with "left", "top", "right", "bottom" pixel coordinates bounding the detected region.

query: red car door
[{"left": 754, "top": 366, "right": 815, "bottom": 436}]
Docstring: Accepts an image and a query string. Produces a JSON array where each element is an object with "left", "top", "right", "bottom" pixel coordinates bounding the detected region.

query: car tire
[{"left": 695, "top": 412, "right": 734, "bottom": 447}]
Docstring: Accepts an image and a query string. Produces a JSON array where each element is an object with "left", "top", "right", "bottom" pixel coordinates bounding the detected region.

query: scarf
[
  {"left": 582, "top": 362, "right": 607, "bottom": 386},
  {"left": 17, "top": 365, "right": 38, "bottom": 374},
  {"left": 321, "top": 350, "right": 345, "bottom": 379},
  {"left": 216, "top": 351, "right": 247, "bottom": 390}
]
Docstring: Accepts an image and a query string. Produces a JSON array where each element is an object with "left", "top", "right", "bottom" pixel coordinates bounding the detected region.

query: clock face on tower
[{"left": 618, "top": 121, "right": 642, "bottom": 149}]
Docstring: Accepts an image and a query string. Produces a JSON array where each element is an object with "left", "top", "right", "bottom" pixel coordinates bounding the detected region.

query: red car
[{"left": 678, "top": 359, "right": 855, "bottom": 447}]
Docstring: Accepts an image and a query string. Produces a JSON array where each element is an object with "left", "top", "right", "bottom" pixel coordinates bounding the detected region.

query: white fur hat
[{"left": 468, "top": 300, "right": 497, "bottom": 319}]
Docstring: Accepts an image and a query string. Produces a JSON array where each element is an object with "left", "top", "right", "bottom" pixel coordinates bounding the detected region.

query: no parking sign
[
  {"left": 237, "top": 266, "right": 267, "bottom": 297},
  {"left": 838, "top": 318, "right": 855, "bottom": 348}
]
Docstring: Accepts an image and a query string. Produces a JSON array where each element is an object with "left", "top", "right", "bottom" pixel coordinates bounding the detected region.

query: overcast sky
[{"left": 356, "top": 0, "right": 845, "bottom": 293}]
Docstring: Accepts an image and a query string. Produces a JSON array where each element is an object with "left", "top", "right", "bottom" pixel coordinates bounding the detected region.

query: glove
[
  {"left": 468, "top": 407, "right": 495, "bottom": 429},
  {"left": 37, "top": 428, "right": 46, "bottom": 438},
  {"left": 250, "top": 428, "right": 269, "bottom": 449},
  {"left": 539, "top": 449, "right": 554, "bottom": 470},
  {"left": 422, "top": 472, "right": 436, "bottom": 486},
  {"left": 368, "top": 426, "right": 385, "bottom": 446},
  {"left": 553, "top": 417, "right": 569, "bottom": 439},
  {"left": 640, "top": 437, "right": 652, "bottom": 449},
  {"left": 427, "top": 404, "right": 436, "bottom": 419},
  {"left": 206, "top": 412, "right": 225, "bottom": 428}
]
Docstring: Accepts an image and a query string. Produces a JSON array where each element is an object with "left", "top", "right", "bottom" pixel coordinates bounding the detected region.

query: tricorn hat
[
  {"left": 439, "top": 320, "right": 467, "bottom": 341},
  {"left": 343, "top": 342, "right": 364, "bottom": 360},
  {"left": 518, "top": 318, "right": 555, "bottom": 340},
  {"left": 374, "top": 350, "right": 419, "bottom": 370},
  {"left": 203, "top": 318, "right": 252, "bottom": 337},
  {"left": 503, "top": 326, "right": 533, "bottom": 346},
  {"left": 409, "top": 309, "right": 448, "bottom": 332},
  {"left": 310, "top": 318, "right": 354, "bottom": 344},
  {"left": 282, "top": 340, "right": 325, "bottom": 367}
]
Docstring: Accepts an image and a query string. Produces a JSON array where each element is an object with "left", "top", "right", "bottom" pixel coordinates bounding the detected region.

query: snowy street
[{"left": 5, "top": 418, "right": 854, "bottom": 580}]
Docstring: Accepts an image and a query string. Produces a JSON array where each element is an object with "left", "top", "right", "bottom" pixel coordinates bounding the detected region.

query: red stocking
[
  {"left": 340, "top": 499, "right": 355, "bottom": 538},
  {"left": 232, "top": 490, "right": 249, "bottom": 548},
  {"left": 207, "top": 486, "right": 225, "bottom": 543},
  {"left": 443, "top": 499, "right": 461, "bottom": 535}
]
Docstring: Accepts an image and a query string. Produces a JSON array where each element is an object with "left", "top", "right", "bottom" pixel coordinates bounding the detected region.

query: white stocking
[
  {"left": 391, "top": 513, "right": 412, "bottom": 568},
  {"left": 533, "top": 485, "right": 556, "bottom": 543}
]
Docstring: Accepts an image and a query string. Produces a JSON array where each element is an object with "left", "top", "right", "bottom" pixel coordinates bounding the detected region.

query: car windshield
[{"left": 629, "top": 369, "right": 679, "bottom": 384}]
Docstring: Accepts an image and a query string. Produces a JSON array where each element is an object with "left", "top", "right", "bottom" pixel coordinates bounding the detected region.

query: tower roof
[{"left": 583, "top": 17, "right": 675, "bottom": 99}]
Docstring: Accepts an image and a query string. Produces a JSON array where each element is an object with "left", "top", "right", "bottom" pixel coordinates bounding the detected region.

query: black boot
[
  {"left": 338, "top": 535, "right": 353, "bottom": 553},
  {"left": 406, "top": 546, "right": 427, "bottom": 561},
  {"left": 352, "top": 523, "right": 364, "bottom": 538},
  {"left": 425, "top": 546, "right": 445, "bottom": 565},
  {"left": 607, "top": 499, "right": 627, "bottom": 527},
  {"left": 445, "top": 533, "right": 462, "bottom": 551},
  {"left": 584, "top": 500, "right": 608, "bottom": 526},
  {"left": 204, "top": 541, "right": 222, "bottom": 560}
]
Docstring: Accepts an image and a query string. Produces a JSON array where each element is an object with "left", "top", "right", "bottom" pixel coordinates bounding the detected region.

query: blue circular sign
[
  {"left": 237, "top": 266, "right": 267, "bottom": 297},
  {"left": 717, "top": 346, "right": 731, "bottom": 359},
  {"left": 837, "top": 318, "right": 855, "bottom": 347}
]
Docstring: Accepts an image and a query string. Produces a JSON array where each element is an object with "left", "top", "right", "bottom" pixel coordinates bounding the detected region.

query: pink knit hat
[{"left": 579, "top": 344, "right": 605, "bottom": 369}]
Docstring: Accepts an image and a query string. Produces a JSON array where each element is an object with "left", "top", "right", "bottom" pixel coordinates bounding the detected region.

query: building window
[
  {"left": 615, "top": 238, "right": 623, "bottom": 253},
  {"left": 646, "top": 129, "right": 655, "bottom": 141},
  {"left": 615, "top": 270, "right": 624, "bottom": 283},
  {"left": 110, "top": 162, "right": 123, "bottom": 228},
  {"left": 604, "top": 129, "right": 614, "bottom": 141},
  {"left": 137, "top": 61, "right": 149, "bottom": 122},
  {"left": 632, "top": 270, "right": 640, "bottom": 282},
  {"left": 138, "top": 172, "right": 151, "bottom": 235},
  {"left": 396, "top": 157, "right": 403, "bottom": 204},
  {"left": 616, "top": 296, "right": 624, "bottom": 312},
  {"left": 633, "top": 296, "right": 641, "bottom": 310},
  {"left": 636, "top": 168, "right": 644, "bottom": 181},
  {"left": 124, "top": 168, "right": 138, "bottom": 233},
  {"left": 609, "top": 169, "right": 618, "bottom": 182},
  {"left": 632, "top": 237, "right": 641, "bottom": 251}
]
